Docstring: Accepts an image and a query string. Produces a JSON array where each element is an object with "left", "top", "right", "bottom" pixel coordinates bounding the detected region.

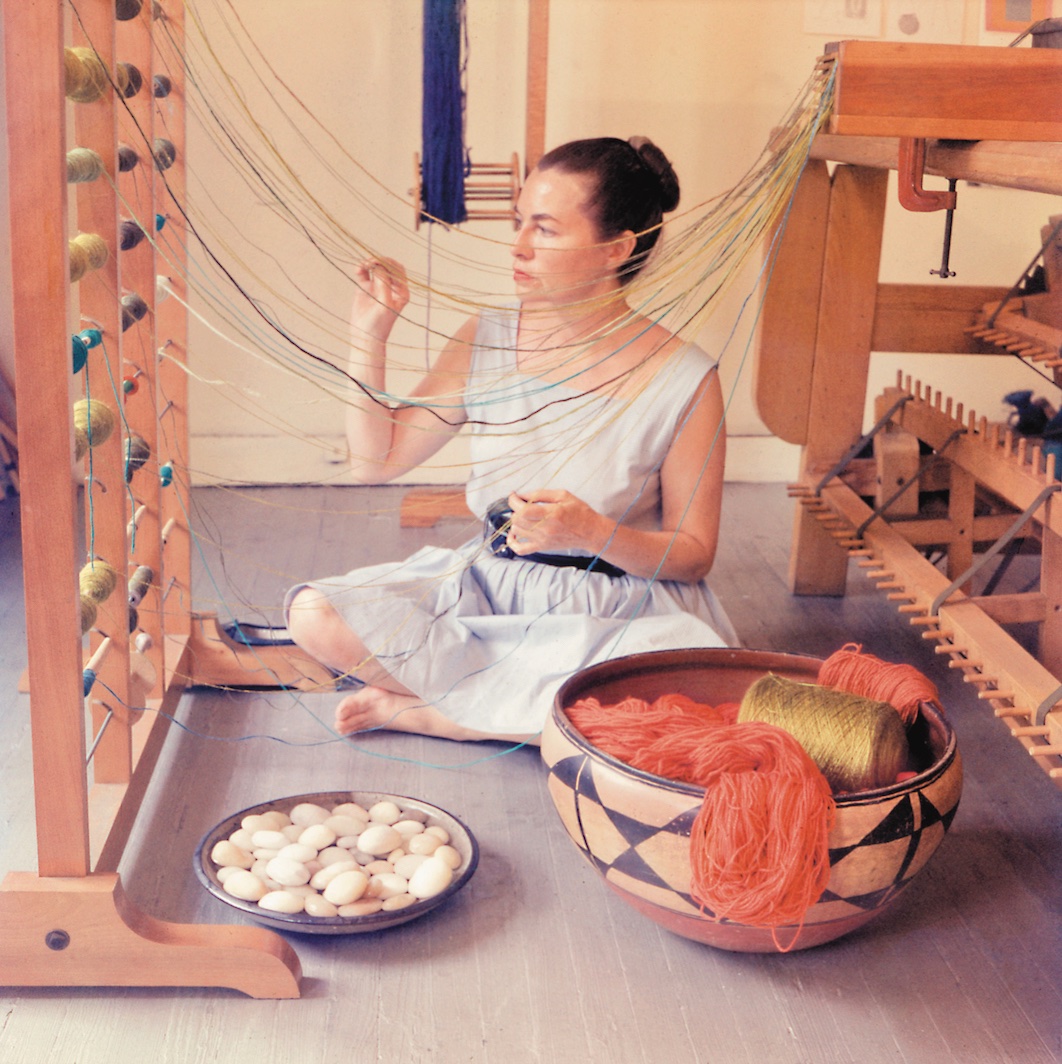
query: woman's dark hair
[{"left": 535, "top": 136, "right": 680, "bottom": 284}]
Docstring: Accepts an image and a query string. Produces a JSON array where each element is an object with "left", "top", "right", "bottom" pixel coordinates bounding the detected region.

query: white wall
[{"left": 2, "top": 1, "right": 1059, "bottom": 487}]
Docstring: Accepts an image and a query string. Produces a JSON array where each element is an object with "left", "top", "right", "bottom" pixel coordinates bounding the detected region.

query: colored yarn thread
[
  {"left": 421, "top": 0, "right": 467, "bottom": 225},
  {"left": 69, "top": 232, "right": 110, "bottom": 283},
  {"left": 73, "top": 399, "right": 115, "bottom": 461},
  {"left": 117, "top": 144, "right": 140, "bottom": 173},
  {"left": 153, "top": 74, "right": 172, "bottom": 98},
  {"left": 66, "top": 147, "right": 105, "bottom": 184},
  {"left": 80, "top": 595, "right": 98, "bottom": 635},
  {"left": 737, "top": 674, "right": 909, "bottom": 793},
  {"left": 64, "top": 47, "right": 109, "bottom": 103},
  {"left": 566, "top": 695, "right": 836, "bottom": 939},
  {"left": 153, "top": 138, "right": 177, "bottom": 172},
  {"left": 121, "top": 292, "right": 149, "bottom": 331},
  {"left": 128, "top": 565, "right": 153, "bottom": 607},
  {"left": 818, "top": 643, "right": 942, "bottom": 725},
  {"left": 115, "top": 0, "right": 144, "bottom": 20},
  {"left": 120, "top": 219, "right": 147, "bottom": 251},
  {"left": 687, "top": 723, "right": 835, "bottom": 939},
  {"left": 124, "top": 434, "right": 151, "bottom": 481},
  {"left": 115, "top": 62, "right": 143, "bottom": 99},
  {"left": 78, "top": 559, "right": 119, "bottom": 604}
]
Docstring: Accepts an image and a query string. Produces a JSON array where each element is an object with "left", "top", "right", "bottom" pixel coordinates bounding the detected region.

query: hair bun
[{"left": 627, "top": 136, "right": 680, "bottom": 213}]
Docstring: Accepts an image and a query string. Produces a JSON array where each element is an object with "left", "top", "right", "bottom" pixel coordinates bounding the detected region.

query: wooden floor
[{"left": 1, "top": 483, "right": 1060, "bottom": 1064}]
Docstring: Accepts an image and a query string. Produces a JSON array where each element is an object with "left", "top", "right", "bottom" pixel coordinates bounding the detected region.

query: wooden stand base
[
  {"left": 0, "top": 871, "right": 301, "bottom": 998},
  {"left": 182, "top": 613, "right": 335, "bottom": 691}
]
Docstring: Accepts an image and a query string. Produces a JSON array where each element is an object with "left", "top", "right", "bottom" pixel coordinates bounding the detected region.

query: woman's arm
[
  {"left": 505, "top": 369, "right": 726, "bottom": 583},
  {"left": 345, "top": 258, "right": 476, "bottom": 484}
]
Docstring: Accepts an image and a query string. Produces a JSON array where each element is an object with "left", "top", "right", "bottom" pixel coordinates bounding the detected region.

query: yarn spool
[
  {"left": 128, "top": 565, "right": 153, "bottom": 607},
  {"left": 69, "top": 232, "right": 110, "bottom": 283},
  {"left": 72, "top": 335, "right": 89, "bottom": 375},
  {"left": 152, "top": 74, "right": 172, "bottom": 98},
  {"left": 79, "top": 559, "right": 119, "bottom": 604},
  {"left": 117, "top": 144, "right": 140, "bottom": 172},
  {"left": 153, "top": 138, "right": 177, "bottom": 172},
  {"left": 120, "top": 218, "right": 147, "bottom": 251},
  {"left": 115, "top": 62, "right": 143, "bottom": 99},
  {"left": 817, "top": 643, "right": 942, "bottom": 725},
  {"left": 64, "top": 46, "right": 110, "bottom": 103},
  {"left": 120, "top": 292, "right": 149, "bottom": 331},
  {"left": 124, "top": 434, "right": 151, "bottom": 481},
  {"left": 73, "top": 398, "right": 116, "bottom": 461},
  {"left": 737, "top": 674, "right": 909, "bottom": 793},
  {"left": 80, "top": 595, "right": 98, "bottom": 635},
  {"left": 115, "top": 0, "right": 144, "bottom": 20},
  {"left": 66, "top": 147, "right": 105, "bottom": 184}
]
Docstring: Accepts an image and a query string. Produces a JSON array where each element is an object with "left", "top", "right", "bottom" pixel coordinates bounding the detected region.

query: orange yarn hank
[
  {"left": 817, "top": 643, "right": 942, "bottom": 725},
  {"left": 566, "top": 695, "right": 835, "bottom": 942}
]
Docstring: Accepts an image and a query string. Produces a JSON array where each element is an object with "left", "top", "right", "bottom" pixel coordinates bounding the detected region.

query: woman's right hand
[{"left": 350, "top": 257, "right": 410, "bottom": 345}]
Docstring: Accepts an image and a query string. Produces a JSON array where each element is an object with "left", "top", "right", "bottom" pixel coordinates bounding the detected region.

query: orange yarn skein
[{"left": 818, "top": 643, "right": 942, "bottom": 724}]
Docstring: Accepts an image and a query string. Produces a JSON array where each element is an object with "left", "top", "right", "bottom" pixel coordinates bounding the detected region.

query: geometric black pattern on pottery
[
  {"left": 601, "top": 805, "right": 698, "bottom": 851},
  {"left": 818, "top": 880, "right": 907, "bottom": 911},
  {"left": 609, "top": 842, "right": 681, "bottom": 894},
  {"left": 548, "top": 753, "right": 591, "bottom": 795}
]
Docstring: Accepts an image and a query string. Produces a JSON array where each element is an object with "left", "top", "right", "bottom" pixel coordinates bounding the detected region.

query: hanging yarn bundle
[
  {"left": 818, "top": 643, "right": 942, "bottom": 725},
  {"left": 121, "top": 292, "right": 149, "bottom": 331},
  {"left": 69, "top": 232, "right": 110, "bottom": 283},
  {"left": 566, "top": 695, "right": 836, "bottom": 939},
  {"left": 737, "top": 674, "right": 910, "bottom": 793},
  {"left": 420, "top": 0, "right": 467, "bottom": 225},
  {"left": 686, "top": 723, "right": 835, "bottom": 934},
  {"left": 73, "top": 398, "right": 116, "bottom": 461}
]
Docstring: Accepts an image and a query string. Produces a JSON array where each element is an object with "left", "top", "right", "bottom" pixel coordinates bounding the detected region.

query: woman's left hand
[{"left": 505, "top": 490, "right": 607, "bottom": 556}]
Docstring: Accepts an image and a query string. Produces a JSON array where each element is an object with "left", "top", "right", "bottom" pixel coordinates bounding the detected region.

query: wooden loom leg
[
  {"left": 0, "top": 872, "right": 301, "bottom": 998},
  {"left": 789, "top": 164, "right": 889, "bottom": 595}
]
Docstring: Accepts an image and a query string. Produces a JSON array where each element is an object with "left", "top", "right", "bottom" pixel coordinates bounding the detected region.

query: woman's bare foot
[{"left": 334, "top": 686, "right": 539, "bottom": 745}]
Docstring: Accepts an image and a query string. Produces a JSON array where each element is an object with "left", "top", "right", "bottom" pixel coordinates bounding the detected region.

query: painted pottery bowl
[
  {"left": 541, "top": 648, "right": 962, "bottom": 953},
  {"left": 194, "top": 791, "right": 479, "bottom": 935}
]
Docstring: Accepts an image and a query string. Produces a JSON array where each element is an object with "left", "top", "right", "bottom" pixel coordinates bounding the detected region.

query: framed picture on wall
[{"left": 984, "top": 0, "right": 1054, "bottom": 33}]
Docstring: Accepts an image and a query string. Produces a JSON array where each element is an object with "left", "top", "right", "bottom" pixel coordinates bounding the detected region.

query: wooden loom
[
  {"left": 754, "top": 41, "right": 1062, "bottom": 789},
  {"left": 0, "top": 0, "right": 332, "bottom": 996}
]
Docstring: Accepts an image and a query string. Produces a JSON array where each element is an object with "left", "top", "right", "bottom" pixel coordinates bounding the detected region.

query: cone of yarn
[
  {"left": 79, "top": 559, "right": 119, "bottom": 604},
  {"left": 66, "top": 147, "right": 105, "bottom": 184},
  {"left": 124, "top": 434, "right": 151, "bottom": 481},
  {"left": 153, "top": 138, "right": 177, "bottom": 172},
  {"left": 115, "top": 61, "right": 143, "bottom": 99},
  {"left": 69, "top": 232, "right": 109, "bottom": 283},
  {"left": 117, "top": 144, "right": 140, "bottom": 172},
  {"left": 817, "top": 642, "right": 942, "bottom": 725},
  {"left": 73, "top": 399, "right": 116, "bottom": 460},
  {"left": 64, "top": 46, "right": 109, "bottom": 103},
  {"left": 737, "top": 673, "right": 909, "bottom": 793},
  {"left": 80, "top": 594, "right": 98, "bottom": 635},
  {"left": 116, "top": 0, "right": 144, "bottom": 20}
]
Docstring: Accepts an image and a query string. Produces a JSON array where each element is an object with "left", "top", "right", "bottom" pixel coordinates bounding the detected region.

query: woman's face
[{"left": 510, "top": 167, "right": 630, "bottom": 306}]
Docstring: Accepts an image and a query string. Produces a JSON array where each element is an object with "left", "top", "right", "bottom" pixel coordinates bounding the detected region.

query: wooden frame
[
  {"left": 0, "top": 0, "right": 301, "bottom": 996},
  {"left": 755, "top": 42, "right": 1062, "bottom": 788}
]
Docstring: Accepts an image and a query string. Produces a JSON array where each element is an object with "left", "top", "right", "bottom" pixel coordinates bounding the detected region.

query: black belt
[{"left": 483, "top": 498, "right": 626, "bottom": 578}]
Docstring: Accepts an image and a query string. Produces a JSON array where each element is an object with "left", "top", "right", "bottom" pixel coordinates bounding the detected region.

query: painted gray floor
[{"left": 1, "top": 483, "right": 1059, "bottom": 1064}]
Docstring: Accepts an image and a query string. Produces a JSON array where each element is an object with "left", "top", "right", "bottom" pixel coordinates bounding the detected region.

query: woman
[{"left": 286, "top": 136, "right": 737, "bottom": 743}]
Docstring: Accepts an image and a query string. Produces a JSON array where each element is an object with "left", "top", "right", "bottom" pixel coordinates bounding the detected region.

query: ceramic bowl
[
  {"left": 194, "top": 790, "right": 478, "bottom": 935},
  {"left": 541, "top": 648, "right": 962, "bottom": 952}
]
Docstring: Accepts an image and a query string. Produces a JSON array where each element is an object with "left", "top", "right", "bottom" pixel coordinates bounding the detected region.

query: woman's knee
[{"left": 286, "top": 586, "right": 331, "bottom": 648}]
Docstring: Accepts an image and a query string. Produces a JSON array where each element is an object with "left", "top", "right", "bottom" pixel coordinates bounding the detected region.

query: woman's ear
[{"left": 607, "top": 229, "right": 638, "bottom": 270}]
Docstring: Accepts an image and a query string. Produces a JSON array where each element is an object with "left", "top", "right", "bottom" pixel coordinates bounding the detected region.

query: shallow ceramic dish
[
  {"left": 194, "top": 790, "right": 479, "bottom": 935},
  {"left": 541, "top": 648, "right": 962, "bottom": 953}
]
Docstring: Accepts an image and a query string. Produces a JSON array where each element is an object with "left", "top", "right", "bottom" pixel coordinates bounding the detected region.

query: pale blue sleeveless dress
[{"left": 291, "top": 307, "right": 737, "bottom": 735}]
